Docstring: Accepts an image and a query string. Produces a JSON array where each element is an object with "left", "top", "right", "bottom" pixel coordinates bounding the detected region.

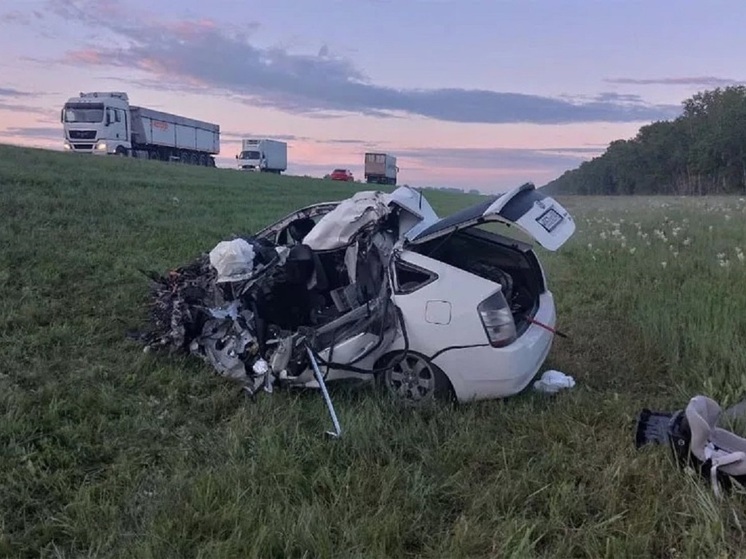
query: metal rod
[
  {"left": 305, "top": 346, "right": 343, "bottom": 438},
  {"left": 527, "top": 317, "right": 568, "bottom": 339}
]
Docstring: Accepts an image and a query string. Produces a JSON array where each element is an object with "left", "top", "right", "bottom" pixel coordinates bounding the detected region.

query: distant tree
[{"left": 544, "top": 86, "right": 746, "bottom": 195}]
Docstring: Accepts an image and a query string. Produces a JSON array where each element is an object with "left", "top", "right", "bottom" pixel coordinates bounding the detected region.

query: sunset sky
[{"left": 1, "top": 0, "right": 745, "bottom": 192}]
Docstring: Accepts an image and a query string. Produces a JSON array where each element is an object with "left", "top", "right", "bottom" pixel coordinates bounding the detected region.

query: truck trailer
[
  {"left": 236, "top": 139, "right": 288, "bottom": 173},
  {"left": 61, "top": 92, "right": 220, "bottom": 166},
  {"left": 364, "top": 152, "right": 398, "bottom": 185}
]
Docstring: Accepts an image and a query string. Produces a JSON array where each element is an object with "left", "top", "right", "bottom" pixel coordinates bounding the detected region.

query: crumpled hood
[{"left": 303, "top": 191, "right": 393, "bottom": 251}]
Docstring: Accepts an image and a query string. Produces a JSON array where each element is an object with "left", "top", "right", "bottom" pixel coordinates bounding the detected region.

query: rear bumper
[{"left": 432, "top": 291, "right": 557, "bottom": 402}]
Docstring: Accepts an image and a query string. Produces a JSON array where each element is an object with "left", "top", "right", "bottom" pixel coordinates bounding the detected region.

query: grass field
[{"left": 2, "top": 143, "right": 746, "bottom": 558}]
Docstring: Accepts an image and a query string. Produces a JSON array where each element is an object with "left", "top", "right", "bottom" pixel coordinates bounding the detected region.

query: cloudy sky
[{"left": 1, "top": 0, "right": 744, "bottom": 192}]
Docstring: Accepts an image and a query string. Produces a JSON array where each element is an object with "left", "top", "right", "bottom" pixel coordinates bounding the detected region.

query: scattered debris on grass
[
  {"left": 636, "top": 395, "right": 746, "bottom": 498},
  {"left": 533, "top": 370, "right": 576, "bottom": 393}
]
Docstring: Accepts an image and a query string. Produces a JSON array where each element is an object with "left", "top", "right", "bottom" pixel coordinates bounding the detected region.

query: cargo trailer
[
  {"left": 364, "top": 152, "right": 398, "bottom": 185},
  {"left": 61, "top": 91, "right": 220, "bottom": 166}
]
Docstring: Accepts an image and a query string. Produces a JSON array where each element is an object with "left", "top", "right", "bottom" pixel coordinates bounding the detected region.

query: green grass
[{"left": 2, "top": 143, "right": 746, "bottom": 557}]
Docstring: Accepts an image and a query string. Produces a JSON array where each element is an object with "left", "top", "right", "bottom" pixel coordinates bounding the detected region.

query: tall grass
[{"left": 2, "top": 144, "right": 746, "bottom": 557}]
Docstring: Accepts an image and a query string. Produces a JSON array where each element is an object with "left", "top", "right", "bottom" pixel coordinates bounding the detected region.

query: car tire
[
  {"left": 378, "top": 351, "right": 454, "bottom": 406},
  {"left": 115, "top": 146, "right": 128, "bottom": 157}
]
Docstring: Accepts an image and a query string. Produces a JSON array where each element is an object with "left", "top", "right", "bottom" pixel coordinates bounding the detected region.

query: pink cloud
[
  {"left": 163, "top": 18, "right": 218, "bottom": 39},
  {"left": 65, "top": 49, "right": 106, "bottom": 65}
]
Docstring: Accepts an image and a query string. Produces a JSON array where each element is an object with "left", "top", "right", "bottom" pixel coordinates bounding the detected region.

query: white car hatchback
[{"left": 244, "top": 182, "right": 576, "bottom": 405}]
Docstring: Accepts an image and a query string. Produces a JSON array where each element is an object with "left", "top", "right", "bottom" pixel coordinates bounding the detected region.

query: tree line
[{"left": 544, "top": 86, "right": 746, "bottom": 195}]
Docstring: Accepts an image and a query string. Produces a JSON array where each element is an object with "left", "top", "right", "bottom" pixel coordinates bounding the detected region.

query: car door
[{"left": 405, "top": 182, "right": 575, "bottom": 251}]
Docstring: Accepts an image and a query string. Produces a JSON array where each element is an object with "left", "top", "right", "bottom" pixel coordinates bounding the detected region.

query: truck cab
[
  {"left": 61, "top": 92, "right": 131, "bottom": 155},
  {"left": 236, "top": 148, "right": 263, "bottom": 171}
]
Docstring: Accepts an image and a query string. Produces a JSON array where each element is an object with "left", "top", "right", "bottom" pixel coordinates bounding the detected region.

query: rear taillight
[{"left": 477, "top": 290, "right": 517, "bottom": 347}]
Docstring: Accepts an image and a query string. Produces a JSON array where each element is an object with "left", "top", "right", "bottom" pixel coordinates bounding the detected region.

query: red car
[{"left": 330, "top": 169, "right": 354, "bottom": 181}]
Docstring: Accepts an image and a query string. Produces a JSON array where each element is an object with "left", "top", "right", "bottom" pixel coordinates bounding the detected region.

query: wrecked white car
[{"left": 137, "top": 183, "right": 575, "bottom": 411}]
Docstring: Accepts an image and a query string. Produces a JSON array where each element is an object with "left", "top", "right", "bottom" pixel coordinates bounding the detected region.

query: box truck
[
  {"left": 61, "top": 92, "right": 219, "bottom": 166},
  {"left": 364, "top": 152, "right": 398, "bottom": 185},
  {"left": 236, "top": 139, "right": 288, "bottom": 173}
]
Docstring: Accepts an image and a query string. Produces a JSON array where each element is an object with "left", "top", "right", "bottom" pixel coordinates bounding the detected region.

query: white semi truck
[
  {"left": 61, "top": 92, "right": 220, "bottom": 166},
  {"left": 364, "top": 152, "right": 398, "bottom": 185},
  {"left": 236, "top": 139, "right": 287, "bottom": 173}
]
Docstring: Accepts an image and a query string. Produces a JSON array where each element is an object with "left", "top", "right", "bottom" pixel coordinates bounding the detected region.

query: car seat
[
  {"left": 288, "top": 218, "right": 317, "bottom": 244},
  {"left": 683, "top": 395, "right": 746, "bottom": 496},
  {"left": 286, "top": 243, "right": 329, "bottom": 292}
]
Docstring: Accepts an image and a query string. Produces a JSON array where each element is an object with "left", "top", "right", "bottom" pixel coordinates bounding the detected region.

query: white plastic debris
[
  {"left": 251, "top": 358, "right": 273, "bottom": 393},
  {"left": 207, "top": 300, "right": 241, "bottom": 320},
  {"left": 209, "top": 238, "right": 255, "bottom": 283},
  {"left": 533, "top": 370, "right": 575, "bottom": 394},
  {"left": 252, "top": 358, "right": 269, "bottom": 375}
]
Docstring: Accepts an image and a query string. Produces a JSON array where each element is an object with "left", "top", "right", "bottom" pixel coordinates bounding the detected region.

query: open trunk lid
[{"left": 406, "top": 182, "right": 575, "bottom": 251}]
